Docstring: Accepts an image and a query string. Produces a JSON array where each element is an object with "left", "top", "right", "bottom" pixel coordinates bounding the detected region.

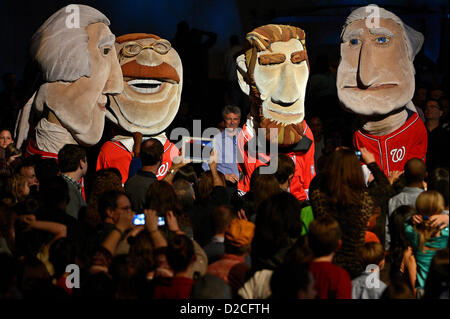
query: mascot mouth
[
  {"left": 266, "top": 108, "right": 303, "bottom": 124},
  {"left": 344, "top": 83, "right": 398, "bottom": 91},
  {"left": 268, "top": 109, "right": 302, "bottom": 117},
  {"left": 264, "top": 98, "right": 303, "bottom": 124},
  {"left": 270, "top": 98, "right": 297, "bottom": 108},
  {"left": 126, "top": 78, "right": 176, "bottom": 94}
]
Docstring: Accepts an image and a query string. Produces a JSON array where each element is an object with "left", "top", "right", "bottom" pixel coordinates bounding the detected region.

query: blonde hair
[
  {"left": 414, "top": 191, "right": 444, "bottom": 251},
  {"left": 416, "top": 191, "right": 444, "bottom": 217},
  {"left": 6, "top": 174, "right": 28, "bottom": 205},
  {"left": 358, "top": 242, "right": 385, "bottom": 267}
]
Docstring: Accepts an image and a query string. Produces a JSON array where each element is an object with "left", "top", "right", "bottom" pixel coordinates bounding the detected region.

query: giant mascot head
[
  {"left": 106, "top": 33, "right": 183, "bottom": 135},
  {"left": 236, "top": 24, "right": 310, "bottom": 146},
  {"left": 16, "top": 4, "right": 123, "bottom": 151},
  {"left": 337, "top": 5, "right": 423, "bottom": 118}
]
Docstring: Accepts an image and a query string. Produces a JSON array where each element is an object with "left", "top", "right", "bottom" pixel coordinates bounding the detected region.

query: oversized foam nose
[
  {"left": 136, "top": 49, "right": 164, "bottom": 67},
  {"left": 103, "top": 54, "right": 124, "bottom": 95},
  {"left": 357, "top": 42, "right": 378, "bottom": 88},
  {"left": 271, "top": 64, "right": 301, "bottom": 105}
]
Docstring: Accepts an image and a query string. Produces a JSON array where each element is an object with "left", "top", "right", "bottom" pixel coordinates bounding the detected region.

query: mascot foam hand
[
  {"left": 337, "top": 5, "right": 427, "bottom": 175},
  {"left": 97, "top": 34, "right": 182, "bottom": 183},
  {"left": 235, "top": 24, "right": 315, "bottom": 201},
  {"left": 15, "top": 5, "right": 123, "bottom": 155}
]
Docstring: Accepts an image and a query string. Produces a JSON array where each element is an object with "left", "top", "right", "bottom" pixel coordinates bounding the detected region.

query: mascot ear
[{"left": 236, "top": 54, "right": 250, "bottom": 96}]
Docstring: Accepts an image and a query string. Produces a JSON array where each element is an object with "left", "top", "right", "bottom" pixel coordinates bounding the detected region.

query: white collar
[{"left": 112, "top": 133, "right": 168, "bottom": 153}]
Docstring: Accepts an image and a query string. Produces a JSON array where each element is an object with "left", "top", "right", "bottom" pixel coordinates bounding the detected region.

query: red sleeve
[
  {"left": 301, "top": 124, "right": 316, "bottom": 192},
  {"left": 413, "top": 118, "right": 428, "bottom": 163},
  {"left": 96, "top": 141, "right": 132, "bottom": 184},
  {"left": 96, "top": 142, "right": 110, "bottom": 171},
  {"left": 289, "top": 124, "right": 316, "bottom": 201},
  {"left": 156, "top": 142, "right": 179, "bottom": 180},
  {"left": 237, "top": 130, "right": 252, "bottom": 194}
]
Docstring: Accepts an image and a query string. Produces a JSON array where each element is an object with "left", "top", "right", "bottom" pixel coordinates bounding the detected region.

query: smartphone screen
[
  {"left": 133, "top": 214, "right": 145, "bottom": 225},
  {"left": 133, "top": 214, "right": 165, "bottom": 226},
  {"left": 181, "top": 137, "right": 214, "bottom": 162}
]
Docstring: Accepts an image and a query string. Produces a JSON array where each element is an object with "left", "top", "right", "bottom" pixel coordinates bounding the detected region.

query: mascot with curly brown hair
[{"left": 235, "top": 24, "right": 315, "bottom": 201}]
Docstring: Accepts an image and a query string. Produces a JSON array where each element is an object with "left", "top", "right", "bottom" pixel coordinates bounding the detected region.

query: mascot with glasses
[{"left": 96, "top": 33, "right": 182, "bottom": 184}]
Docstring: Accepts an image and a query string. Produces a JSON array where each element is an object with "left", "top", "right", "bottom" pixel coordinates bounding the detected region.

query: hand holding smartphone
[
  {"left": 133, "top": 214, "right": 165, "bottom": 226},
  {"left": 181, "top": 137, "right": 215, "bottom": 163}
]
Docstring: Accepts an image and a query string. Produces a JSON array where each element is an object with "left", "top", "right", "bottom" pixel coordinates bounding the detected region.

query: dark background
[
  {"left": 1, "top": 0, "right": 448, "bottom": 85},
  {"left": 1, "top": 0, "right": 448, "bottom": 132}
]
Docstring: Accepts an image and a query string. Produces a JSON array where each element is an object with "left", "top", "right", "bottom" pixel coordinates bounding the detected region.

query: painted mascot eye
[
  {"left": 102, "top": 47, "right": 111, "bottom": 55},
  {"left": 350, "top": 38, "right": 359, "bottom": 45},
  {"left": 376, "top": 36, "right": 389, "bottom": 44}
]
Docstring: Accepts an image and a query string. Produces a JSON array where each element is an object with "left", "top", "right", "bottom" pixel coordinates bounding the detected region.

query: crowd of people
[
  {"left": 0, "top": 10, "right": 449, "bottom": 299},
  {"left": 0, "top": 97, "right": 448, "bottom": 299}
]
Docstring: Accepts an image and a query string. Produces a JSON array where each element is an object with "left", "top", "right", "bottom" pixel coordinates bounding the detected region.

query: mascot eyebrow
[
  {"left": 342, "top": 29, "right": 363, "bottom": 42},
  {"left": 258, "top": 47, "right": 307, "bottom": 66},
  {"left": 98, "top": 34, "right": 116, "bottom": 48},
  {"left": 369, "top": 28, "right": 394, "bottom": 37}
]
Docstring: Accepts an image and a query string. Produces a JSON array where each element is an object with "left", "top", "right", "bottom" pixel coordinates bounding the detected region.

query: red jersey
[
  {"left": 237, "top": 120, "right": 316, "bottom": 201},
  {"left": 96, "top": 138, "right": 178, "bottom": 185},
  {"left": 353, "top": 112, "right": 427, "bottom": 176},
  {"left": 309, "top": 261, "right": 352, "bottom": 299}
]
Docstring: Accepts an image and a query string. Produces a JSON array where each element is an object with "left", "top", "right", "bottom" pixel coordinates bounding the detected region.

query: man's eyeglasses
[{"left": 120, "top": 39, "right": 172, "bottom": 57}]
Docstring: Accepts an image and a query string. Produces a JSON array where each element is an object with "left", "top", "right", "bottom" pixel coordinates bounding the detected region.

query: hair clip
[{"left": 422, "top": 215, "right": 429, "bottom": 221}]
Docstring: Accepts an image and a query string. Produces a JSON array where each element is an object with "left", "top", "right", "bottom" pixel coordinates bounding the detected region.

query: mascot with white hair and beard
[
  {"left": 235, "top": 24, "right": 315, "bottom": 201},
  {"left": 96, "top": 33, "right": 182, "bottom": 184},
  {"left": 337, "top": 5, "right": 427, "bottom": 176}
]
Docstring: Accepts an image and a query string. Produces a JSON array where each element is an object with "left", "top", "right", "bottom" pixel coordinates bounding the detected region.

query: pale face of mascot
[
  {"left": 39, "top": 22, "right": 123, "bottom": 145},
  {"left": 237, "top": 25, "right": 309, "bottom": 146},
  {"left": 254, "top": 39, "right": 308, "bottom": 126},
  {"left": 337, "top": 18, "right": 415, "bottom": 116},
  {"left": 107, "top": 34, "right": 183, "bottom": 134}
]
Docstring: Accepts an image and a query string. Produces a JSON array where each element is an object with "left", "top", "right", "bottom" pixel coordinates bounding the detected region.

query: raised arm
[
  {"left": 144, "top": 209, "right": 168, "bottom": 249},
  {"left": 101, "top": 208, "right": 134, "bottom": 255}
]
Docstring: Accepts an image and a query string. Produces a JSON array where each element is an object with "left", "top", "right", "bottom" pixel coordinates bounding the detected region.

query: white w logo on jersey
[{"left": 390, "top": 146, "right": 405, "bottom": 163}]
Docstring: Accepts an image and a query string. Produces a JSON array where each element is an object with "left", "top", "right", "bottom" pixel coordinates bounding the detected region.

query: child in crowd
[
  {"left": 405, "top": 190, "right": 449, "bottom": 298},
  {"left": 308, "top": 216, "right": 352, "bottom": 299},
  {"left": 152, "top": 234, "right": 197, "bottom": 299},
  {"left": 207, "top": 218, "right": 254, "bottom": 294},
  {"left": 352, "top": 242, "right": 387, "bottom": 299}
]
